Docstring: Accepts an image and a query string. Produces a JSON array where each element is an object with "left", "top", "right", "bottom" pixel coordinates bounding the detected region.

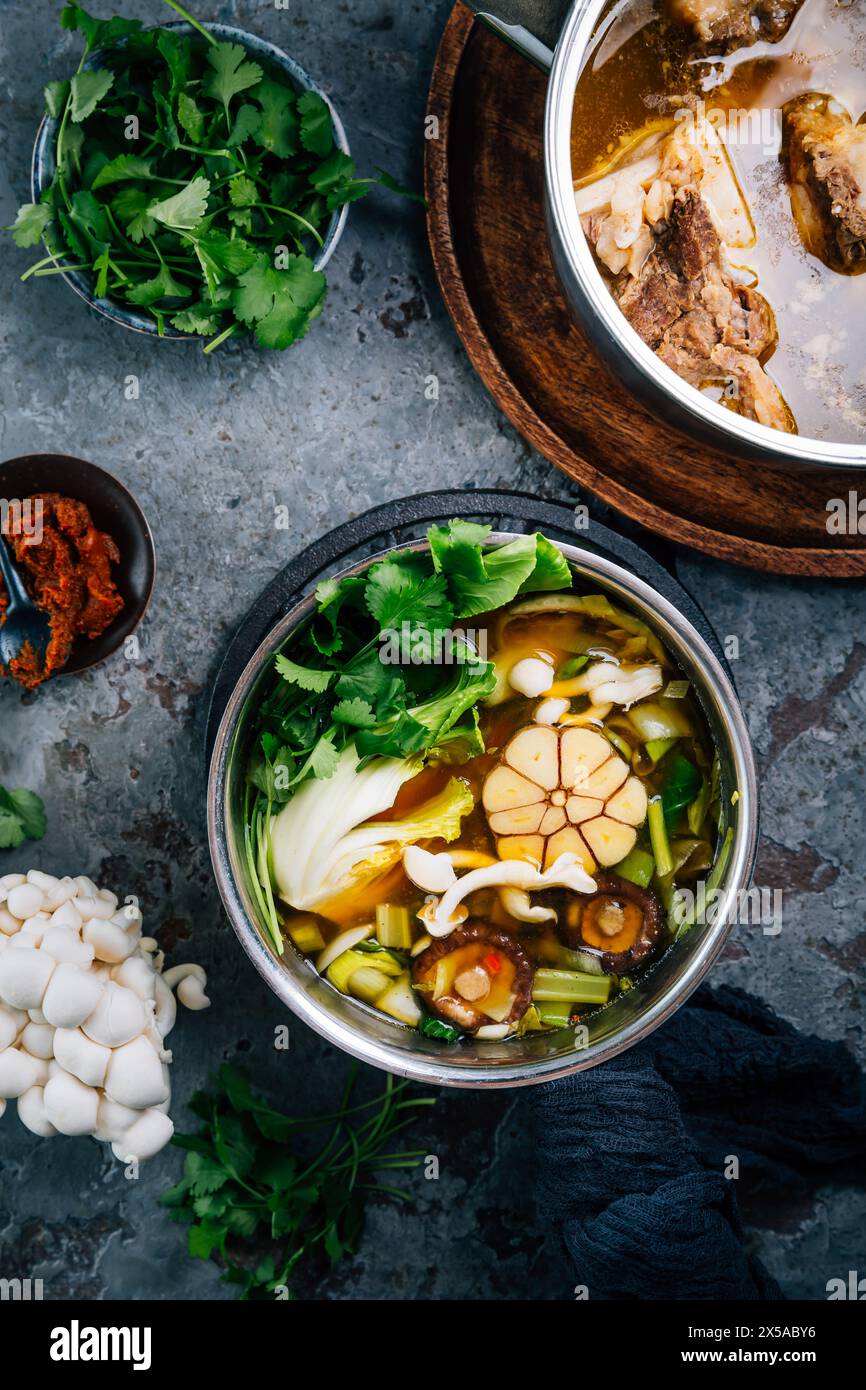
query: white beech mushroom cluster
[{"left": 0, "top": 870, "right": 209, "bottom": 1162}]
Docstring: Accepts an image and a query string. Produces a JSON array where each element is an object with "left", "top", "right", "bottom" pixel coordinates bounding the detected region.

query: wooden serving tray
[{"left": 424, "top": 3, "right": 866, "bottom": 577}]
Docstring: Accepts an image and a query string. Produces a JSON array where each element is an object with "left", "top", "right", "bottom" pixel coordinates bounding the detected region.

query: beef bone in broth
[{"left": 572, "top": 0, "right": 866, "bottom": 442}]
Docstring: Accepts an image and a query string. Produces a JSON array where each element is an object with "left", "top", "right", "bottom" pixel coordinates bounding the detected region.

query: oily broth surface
[
  {"left": 570, "top": 0, "right": 866, "bottom": 442},
  {"left": 280, "top": 607, "right": 716, "bottom": 981}
]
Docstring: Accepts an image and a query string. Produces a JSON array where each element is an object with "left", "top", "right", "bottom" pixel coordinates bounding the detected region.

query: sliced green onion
[
  {"left": 673, "top": 826, "right": 735, "bottom": 941},
  {"left": 611, "top": 845, "right": 655, "bottom": 888},
  {"left": 537, "top": 1002, "right": 573, "bottom": 1028},
  {"left": 604, "top": 727, "right": 632, "bottom": 760},
  {"left": 687, "top": 776, "right": 712, "bottom": 836},
  {"left": 557, "top": 653, "right": 590, "bottom": 681},
  {"left": 645, "top": 736, "right": 678, "bottom": 764},
  {"left": 648, "top": 795, "right": 674, "bottom": 878}
]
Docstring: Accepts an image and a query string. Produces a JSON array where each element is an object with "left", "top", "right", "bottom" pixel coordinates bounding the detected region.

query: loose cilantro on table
[
  {"left": 0, "top": 786, "right": 48, "bottom": 850},
  {"left": 160, "top": 1063, "right": 435, "bottom": 1299},
  {"left": 7, "top": 1, "right": 423, "bottom": 350}
]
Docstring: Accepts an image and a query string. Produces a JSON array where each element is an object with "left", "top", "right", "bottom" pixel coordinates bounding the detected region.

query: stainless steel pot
[
  {"left": 465, "top": 0, "right": 866, "bottom": 470},
  {"left": 208, "top": 534, "right": 758, "bottom": 1088}
]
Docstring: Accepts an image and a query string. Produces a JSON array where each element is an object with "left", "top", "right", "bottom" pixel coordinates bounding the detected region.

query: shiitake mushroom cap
[
  {"left": 412, "top": 922, "right": 534, "bottom": 1033},
  {"left": 558, "top": 873, "right": 662, "bottom": 974}
]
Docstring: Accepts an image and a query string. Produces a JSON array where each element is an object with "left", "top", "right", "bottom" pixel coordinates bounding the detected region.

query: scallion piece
[
  {"left": 537, "top": 1003, "right": 573, "bottom": 1028},
  {"left": 645, "top": 736, "right": 678, "bottom": 764},
  {"left": 648, "top": 794, "right": 674, "bottom": 878},
  {"left": 611, "top": 845, "right": 655, "bottom": 888}
]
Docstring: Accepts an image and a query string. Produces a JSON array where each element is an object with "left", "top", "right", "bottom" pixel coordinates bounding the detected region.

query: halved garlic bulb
[{"left": 482, "top": 724, "right": 648, "bottom": 873}]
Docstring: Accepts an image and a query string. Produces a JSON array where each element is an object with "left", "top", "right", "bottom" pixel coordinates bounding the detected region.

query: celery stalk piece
[
  {"left": 327, "top": 947, "right": 401, "bottom": 995},
  {"left": 348, "top": 967, "right": 393, "bottom": 1006},
  {"left": 375, "top": 903, "right": 412, "bottom": 950},
  {"left": 289, "top": 917, "right": 326, "bottom": 954},
  {"left": 531, "top": 969, "right": 612, "bottom": 1004},
  {"left": 648, "top": 794, "right": 674, "bottom": 878}
]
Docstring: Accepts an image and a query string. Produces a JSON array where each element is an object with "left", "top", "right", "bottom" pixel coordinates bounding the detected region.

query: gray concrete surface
[{"left": 0, "top": 0, "right": 863, "bottom": 1301}]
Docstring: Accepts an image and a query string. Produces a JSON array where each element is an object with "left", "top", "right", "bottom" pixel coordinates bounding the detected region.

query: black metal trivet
[{"left": 204, "top": 489, "right": 726, "bottom": 766}]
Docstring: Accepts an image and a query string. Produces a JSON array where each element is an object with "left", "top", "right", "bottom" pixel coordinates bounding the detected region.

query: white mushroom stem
[
  {"left": 475, "top": 1023, "right": 513, "bottom": 1040},
  {"left": 429, "top": 853, "right": 597, "bottom": 937},
  {"left": 111, "top": 1108, "right": 174, "bottom": 1163},
  {"left": 534, "top": 697, "right": 570, "bottom": 725},
  {"left": 509, "top": 655, "right": 555, "bottom": 698},
  {"left": 162, "top": 964, "right": 210, "bottom": 1011},
  {"left": 0, "top": 1045, "right": 44, "bottom": 1098},
  {"left": 17, "top": 1085, "right": 57, "bottom": 1138},
  {"left": 42, "top": 1072, "right": 99, "bottom": 1136},
  {"left": 560, "top": 702, "right": 613, "bottom": 728},
  {"left": 552, "top": 660, "right": 663, "bottom": 708},
  {"left": 41, "top": 963, "right": 104, "bottom": 1029},
  {"left": 0, "top": 1004, "right": 26, "bottom": 1051},
  {"left": 0, "top": 947, "right": 55, "bottom": 1011},
  {"left": 402, "top": 846, "right": 458, "bottom": 894},
  {"left": 53, "top": 1028, "right": 112, "bottom": 1089},
  {"left": 104, "top": 1035, "right": 170, "bottom": 1109},
  {"left": 498, "top": 886, "right": 557, "bottom": 924},
  {"left": 0, "top": 873, "right": 208, "bottom": 1163}
]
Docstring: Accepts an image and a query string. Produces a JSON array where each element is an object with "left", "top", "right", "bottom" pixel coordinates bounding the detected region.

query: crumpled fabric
[{"left": 532, "top": 985, "right": 866, "bottom": 1300}]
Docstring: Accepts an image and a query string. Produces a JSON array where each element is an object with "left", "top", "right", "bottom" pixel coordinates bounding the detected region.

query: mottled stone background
[{"left": 0, "top": 0, "right": 863, "bottom": 1301}]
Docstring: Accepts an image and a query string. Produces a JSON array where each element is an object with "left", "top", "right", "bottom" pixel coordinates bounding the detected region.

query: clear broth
[
  {"left": 280, "top": 602, "right": 719, "bottom": 1035},
  {"left": 571, "top": 0, "right": 866, "bottom": 442}
]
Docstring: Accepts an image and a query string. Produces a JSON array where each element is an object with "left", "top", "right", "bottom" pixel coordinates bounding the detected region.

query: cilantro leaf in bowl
[{"left": 8, "top": 1, "right": 423, "bottom": 351}]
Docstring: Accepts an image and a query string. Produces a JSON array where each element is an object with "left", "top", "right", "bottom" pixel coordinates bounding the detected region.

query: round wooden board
[{"left": 424, "top": 3, "right": 866, "bottom": 578}]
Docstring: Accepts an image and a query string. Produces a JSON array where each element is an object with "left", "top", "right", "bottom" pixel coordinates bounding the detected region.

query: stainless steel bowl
[
  {"left": 208, "top": 534, "right": 758, "bottom": 1088},
  {"left": 468, "top": 0, "right": 866, "bottom": 469}
]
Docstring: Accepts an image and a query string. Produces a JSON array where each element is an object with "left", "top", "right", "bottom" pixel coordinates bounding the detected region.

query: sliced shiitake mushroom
[
  {"left": 559, "top": 873, "right": 662, "bottom": 974},
  {"left": 482, "top": 724, "right": 648, "bottom": 873},
  {"left": 411, "top": 922, "right": 534, "bottom": 1033}
]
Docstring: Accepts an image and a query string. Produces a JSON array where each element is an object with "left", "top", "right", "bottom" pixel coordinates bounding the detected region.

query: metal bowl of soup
[
  {"left": 208, "top": 534, "right": 758, "bottom": 1088},
  {"left": 466, "top": 0, "right": 866, "bottom": 468}
]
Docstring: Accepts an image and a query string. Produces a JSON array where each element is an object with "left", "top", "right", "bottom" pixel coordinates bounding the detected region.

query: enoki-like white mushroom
[
  {"left": 0, "top": 871, "right": 209, "bottom": 1162},
  {"left": 425, "top": 853, "right": 596, "bottom": 938}
]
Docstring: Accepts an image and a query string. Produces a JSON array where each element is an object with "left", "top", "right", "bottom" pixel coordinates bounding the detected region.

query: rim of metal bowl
[
  {"left": 545, "top": 0, "right": 866, "bottom": 469},
  {"left": 29, "top": 21, "right": 350, "bottom": 341},
  {"left": 207, "top": 534, "right": 759, "bottom": 1088}
]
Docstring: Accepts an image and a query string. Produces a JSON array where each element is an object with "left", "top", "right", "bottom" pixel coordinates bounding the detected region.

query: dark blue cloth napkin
[{"left": 532, "top": 985, "right": 866, "bottom": 1300}]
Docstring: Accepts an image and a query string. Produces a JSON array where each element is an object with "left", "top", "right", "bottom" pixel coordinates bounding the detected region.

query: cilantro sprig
[
  {"left": 161, "top": 1063, "right": 435, "bottom": 1299},
  {"left": 0, "top": 785, "right": 47, "bottom": 850},
  {"left": 242, "top": 521, "right": 571, "bottom": 949},
  {"left": 246, "top": 520, "right": 571, "bottom": 799},
  {"left": 7, "top": 2, "right": 423, "bottom": 350}
]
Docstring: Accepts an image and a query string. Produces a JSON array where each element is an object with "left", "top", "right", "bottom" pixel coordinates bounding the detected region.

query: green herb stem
[
  {"left": 161, "top": 0, "right": 218, "bottom": 44},
  {"left": 255, "top": 204, "right": 324, "bottom": 247}
]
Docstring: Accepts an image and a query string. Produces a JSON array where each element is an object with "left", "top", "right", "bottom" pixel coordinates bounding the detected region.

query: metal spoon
[{"left": 0, "top": 534, "right": 52, "bottom": 677}]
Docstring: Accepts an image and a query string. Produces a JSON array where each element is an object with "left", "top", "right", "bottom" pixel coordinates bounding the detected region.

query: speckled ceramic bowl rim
[{"left": 30, "top": 21, "right": 351, "bottom": 341}]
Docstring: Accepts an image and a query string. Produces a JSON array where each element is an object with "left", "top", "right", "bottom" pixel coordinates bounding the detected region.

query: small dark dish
[{"left": 0, "top": 453, "right": 155, "bottom": 677}]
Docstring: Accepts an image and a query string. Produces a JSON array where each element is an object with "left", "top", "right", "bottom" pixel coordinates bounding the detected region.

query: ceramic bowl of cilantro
[{"left": 13, "top": 3, "right": 404, "bottom": 350}]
